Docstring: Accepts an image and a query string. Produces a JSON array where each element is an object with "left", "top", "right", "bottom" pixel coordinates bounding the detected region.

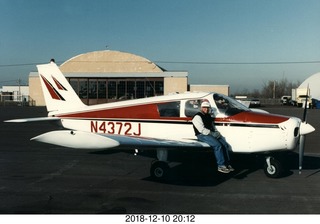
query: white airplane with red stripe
[{"left": 5, "top": 62, "right": 315, "bottom": 179}]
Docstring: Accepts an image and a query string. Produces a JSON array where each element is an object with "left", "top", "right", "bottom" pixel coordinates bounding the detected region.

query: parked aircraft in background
[{"left": 5, "top": 62, "right": 315, "bottom": 180}]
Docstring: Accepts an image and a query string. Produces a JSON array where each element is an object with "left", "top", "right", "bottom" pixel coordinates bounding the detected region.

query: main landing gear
[
  {"left": 150, "top": 160, "right": 170, "bottom": 180},
  {"left": 150, "top": 149, "right": 170, "bottom": 181}
]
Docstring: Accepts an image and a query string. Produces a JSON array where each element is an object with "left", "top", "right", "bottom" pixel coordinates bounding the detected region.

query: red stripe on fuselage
[
  {"left": 57, "top": 103, "right": 289, "bottom": 125},
  {"left": 215, "top": 111, "right": 289, "bottom": 124},
  {"left": 59, "top": 104, "right": 162, "bottom": 119}
]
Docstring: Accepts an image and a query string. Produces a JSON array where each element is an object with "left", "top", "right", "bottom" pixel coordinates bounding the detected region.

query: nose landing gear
[{"left": 264, "top": 156, "right": 283, "bottom": 178}]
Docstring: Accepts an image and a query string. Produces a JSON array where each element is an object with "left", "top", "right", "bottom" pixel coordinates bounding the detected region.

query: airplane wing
[
  {"left": 31, "top": 130, "right": 210, "bottom": 150},
  {"left": 4, "top": 117, "right": 61, "bottom": 123},
  {"left": 104, "top": 132, "right": 210, "bottom": 148},
  {"left": 5, "top": 117, "right": 209, "bottom": 149}
]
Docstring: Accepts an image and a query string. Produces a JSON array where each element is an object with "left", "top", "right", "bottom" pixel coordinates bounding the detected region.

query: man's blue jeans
[{"left": 197, "top": 134, "right": 230, "bottom": 167}]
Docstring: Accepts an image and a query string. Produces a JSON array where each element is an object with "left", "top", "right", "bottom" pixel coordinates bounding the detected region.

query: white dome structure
[{"left": 299, "top": 72, "right": 320, "bottom": 100}]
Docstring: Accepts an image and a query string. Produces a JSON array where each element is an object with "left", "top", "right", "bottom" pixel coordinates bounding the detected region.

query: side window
[
  {"left": 185, "top": 100, "right": 202, "bottom": 117},
  {"left": 157, "top": 102, "right": 180, "bottom": 117}
]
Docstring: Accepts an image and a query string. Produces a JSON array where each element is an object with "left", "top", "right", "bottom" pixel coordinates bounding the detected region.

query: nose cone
[{"left": 300, "top": 122, "right": 315, "bottom": 135}]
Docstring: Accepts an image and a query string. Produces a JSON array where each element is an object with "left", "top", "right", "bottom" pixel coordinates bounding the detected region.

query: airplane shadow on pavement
[
  {"left": 142, "top": 151, "right": 320, "bottom": 186},
  {"left": 142, "top": 151, "right": 260, "bottom": 186},
  {"left": 91, "top": 149, "right": 320, "bottom": 186}
]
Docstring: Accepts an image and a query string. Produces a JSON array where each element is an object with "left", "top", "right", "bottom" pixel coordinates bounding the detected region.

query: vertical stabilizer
[{"left": 37, "top": 62, "right": 86, "bottom": 112}]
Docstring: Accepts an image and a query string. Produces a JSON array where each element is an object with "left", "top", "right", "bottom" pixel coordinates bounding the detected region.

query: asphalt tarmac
[{"left": 1, "top": 105, "right": 320, "bottom": 214}]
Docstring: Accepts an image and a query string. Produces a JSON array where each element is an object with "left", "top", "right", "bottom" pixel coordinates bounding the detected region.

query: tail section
[{"left": 37, "top": 62, "right": 86, "bottom": 112}]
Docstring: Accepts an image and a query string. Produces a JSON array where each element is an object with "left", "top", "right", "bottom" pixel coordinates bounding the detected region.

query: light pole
[
  {"left": 17, "top": 78, "right": 21, "bottom": 102},
  {"left": 273, "top": 80, "right": 276, "bottom": 99}
]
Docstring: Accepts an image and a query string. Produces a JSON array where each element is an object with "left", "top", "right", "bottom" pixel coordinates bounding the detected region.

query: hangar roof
[{"left": 60, "top": 50, "right": 164, "bottom": 73}]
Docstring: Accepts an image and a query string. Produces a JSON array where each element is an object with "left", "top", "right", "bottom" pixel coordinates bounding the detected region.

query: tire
[
  {"left": 150, "top": 161, "right": 169, "bottom": 181},
  {"left": 264, "top": 158, "right": 283, "bottom": 178}
]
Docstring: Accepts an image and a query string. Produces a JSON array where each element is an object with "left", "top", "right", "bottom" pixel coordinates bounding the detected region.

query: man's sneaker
[
  {"left": 217, "top": 166, "right": 230, "bottom": 173},
  {"left": 227, "top": 165, "right": 235, "bottom": 172}
]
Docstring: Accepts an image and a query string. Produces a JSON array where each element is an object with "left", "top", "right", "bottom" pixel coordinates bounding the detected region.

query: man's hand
[{"left": 211, "top": 131, "right": 221, "bottom": 139}]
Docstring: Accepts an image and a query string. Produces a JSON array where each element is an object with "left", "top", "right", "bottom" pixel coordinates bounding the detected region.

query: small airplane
[{"left": 5, "top": 62, "right": 315, "bottom": 180}]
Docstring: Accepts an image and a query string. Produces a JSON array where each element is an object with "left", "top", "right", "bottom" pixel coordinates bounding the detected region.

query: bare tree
[
  {"left": 261, "top": 80, "right": 275, "bottom": 98},
  {"left": 233, "top": 78, "right": 301, "bottom": 99},
  {"left": 260, "top": 78, "right": 300, "bottom": 98}
]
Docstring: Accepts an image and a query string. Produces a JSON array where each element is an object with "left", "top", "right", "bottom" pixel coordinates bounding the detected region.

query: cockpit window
[{"left": 213, "top": 93, "right": 250, "bottom": 116}]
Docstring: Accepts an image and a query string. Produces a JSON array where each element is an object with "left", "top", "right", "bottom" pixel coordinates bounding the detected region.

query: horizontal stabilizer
[
  {"left": 4, "top": 117, "right": 61, "bottom": 123},
  {"left": 31, "top": 130, "right": 120, "bottom": 149}
]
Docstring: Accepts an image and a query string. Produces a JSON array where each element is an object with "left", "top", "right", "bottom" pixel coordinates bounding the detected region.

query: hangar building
[{"left": 29, "top": 50, "right": 229, "bottom": 106}]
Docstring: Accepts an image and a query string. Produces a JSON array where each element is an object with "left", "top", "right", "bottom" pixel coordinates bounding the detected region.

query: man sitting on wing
[{"left": 192, "top": 101, "right": 234, "bottom": 173}]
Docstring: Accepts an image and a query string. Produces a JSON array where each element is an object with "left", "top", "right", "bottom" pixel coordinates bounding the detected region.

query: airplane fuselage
[{"left": 51, "top": 92, "right": 301, "bottom": 153}]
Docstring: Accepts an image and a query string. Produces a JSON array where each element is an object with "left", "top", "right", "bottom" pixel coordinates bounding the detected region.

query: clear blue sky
[{"left": 1, "top": 0, "right": 320, "bottom": 93}]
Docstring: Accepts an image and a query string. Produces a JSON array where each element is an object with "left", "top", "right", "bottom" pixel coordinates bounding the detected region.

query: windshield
[{"left": 213, "top": 93, "right": 250, "bottom": 116}]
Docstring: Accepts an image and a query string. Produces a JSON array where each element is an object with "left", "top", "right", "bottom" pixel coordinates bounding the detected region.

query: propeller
[
  {"left": 299, "top": 86, "right": 309, "bottom": 174},
  {"left": 299, "top": 131, "right": 305, "bottom": 174}
]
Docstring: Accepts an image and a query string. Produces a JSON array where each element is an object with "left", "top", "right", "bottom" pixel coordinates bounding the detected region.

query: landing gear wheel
[
  {"left": 264, "top": 157, "right": 283, "bottom": 178},
  {"left": 150, "top": 161, "right": 169, "bottom": 181}
]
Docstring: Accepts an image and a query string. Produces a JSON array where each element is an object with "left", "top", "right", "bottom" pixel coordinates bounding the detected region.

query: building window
[
  {"left": 69, "top": 79, "right": 79, "bottom": 94},
  {"left": 117, "top": 81, "right": 126, "bottom": 100},
  {"left": 127, "top": 81, "right": 135, "bottom": 99},
  {"left": 108, "top": 81, "right": 117, "bottom": 99},
  {"left": 155, "top": 81, "right": 164, "bottom": 96},
  {"left": 146, "top": 81, "right": 155, "bottom": 97},
  {"left": 79, "top": 79, "right": 88, "bottom": 99},
  {"left": 136, "top": 81, "right": 145, "bottom": 98},
  {"left": 98, "top": 80, "right": 106, "bottom": 98},
  {"left": 68, "top": 78, "right": 164, "bottom": 104},
  {"left": 88, "top": 79, "right": 97, "bottom": 99}
]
